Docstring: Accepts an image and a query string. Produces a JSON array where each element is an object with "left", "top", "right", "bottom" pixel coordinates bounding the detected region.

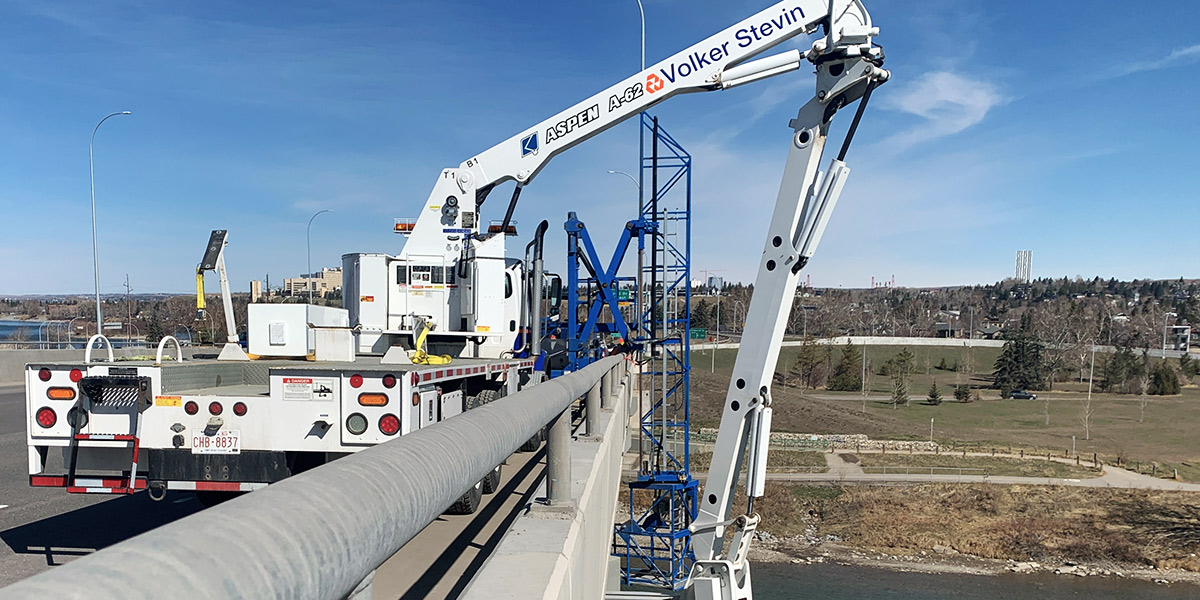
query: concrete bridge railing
[{"left": 0, "top": 356, "right": 630, "bottom": 600}]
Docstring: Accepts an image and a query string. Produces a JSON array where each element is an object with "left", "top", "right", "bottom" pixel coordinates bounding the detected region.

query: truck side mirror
[{"left": 547, "top": 276, "right": 562, "bottom": 318}]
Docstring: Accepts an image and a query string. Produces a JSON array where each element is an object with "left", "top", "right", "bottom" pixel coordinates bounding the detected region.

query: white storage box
[{"left": 248, "top": 304, "right": 350, "bottom": 358}]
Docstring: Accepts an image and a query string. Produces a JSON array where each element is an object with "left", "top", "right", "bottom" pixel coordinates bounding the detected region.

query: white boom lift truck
[{"left": 25, "top": 2, "right": 886, "bottom": 590}]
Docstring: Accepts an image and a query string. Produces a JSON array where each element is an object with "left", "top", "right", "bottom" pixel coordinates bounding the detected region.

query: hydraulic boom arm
[
  {"left": 415, "top": 1, "right": 882, "bottom": 233},
  {"left": 682, "top": 2, "right": 888, "bottom": 599}
]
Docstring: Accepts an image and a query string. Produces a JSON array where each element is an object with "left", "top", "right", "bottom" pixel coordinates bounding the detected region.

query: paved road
[
  {"left": 0, "top": 383, "right": 546, "bottom": 595},
  {"left": 0, "top": 384, "right": 205, "bottom": 587}
]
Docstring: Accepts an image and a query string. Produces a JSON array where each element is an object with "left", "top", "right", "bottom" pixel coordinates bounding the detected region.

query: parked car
[{"left": 1010, "top": 389, "right": 1037, "bottom": 400}]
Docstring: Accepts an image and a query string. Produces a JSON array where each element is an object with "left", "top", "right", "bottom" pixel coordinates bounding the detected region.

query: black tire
[
  {"left": 446, "top": 480, "right": 483, "bottom": 515},
  {"left": 475, "top": 387, "right": 504, "bottom": 492},
  {"left": 519, "top": 426, "right": 544, "bottom": 452},
  {"left": 482, "top": 463, "right": 502, "bottom": 494}
]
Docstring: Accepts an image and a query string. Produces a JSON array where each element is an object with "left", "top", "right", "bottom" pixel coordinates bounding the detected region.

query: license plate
[{"left": 191, "top": 429, "right": 241, "bottom": 455}]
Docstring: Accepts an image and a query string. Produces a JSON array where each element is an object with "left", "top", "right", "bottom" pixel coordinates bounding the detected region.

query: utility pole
[
  {"left": 861, "top": 340, "right": 868, "bottom": 413},
  {"left": 124, "top": 274, "right": 133, "bottom": 344},
  {"left": 711, "top": 290, "right": 720, "bottom": 373}
]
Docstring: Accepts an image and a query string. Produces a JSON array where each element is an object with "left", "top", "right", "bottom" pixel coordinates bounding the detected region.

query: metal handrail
[
  {"left": 83, "top": 334, "right": 114, "bottom": 363},
  {"left": 0, "top": 356, "right": 626, "bottom": 600},
  {"left": 155, "top": 335, "right": 184, "bottom": 365}
]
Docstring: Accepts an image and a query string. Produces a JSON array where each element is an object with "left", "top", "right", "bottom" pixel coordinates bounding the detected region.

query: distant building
[
  {"left": 1015, "top": 250, "right": 1032, "bottom": 283},
  {"left": 250, "top": 280, "right": 263, "bottom": 303},
  {"left": 707, "top": 275, "right": 723, "bottom": 291},
  {"left": 934, "top": 322, "right": 960, "bottom": 338},
  {"left": 284, "top": 267, "right": 343, "bottom": 297}
]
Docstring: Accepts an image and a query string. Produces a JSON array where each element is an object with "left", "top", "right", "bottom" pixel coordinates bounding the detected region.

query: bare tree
[
  {"left": 1138, "top": 352, "right": 1151, "bottom": 424},
  {"left": 1033, "top": 299, "right": 1075, "bottom": 392},
  {"left": 1079, "top": 396, "right": 1095, "bottom": 440},
  {"left": 7, "top": 326, "right": 31, "bottom": 349}
]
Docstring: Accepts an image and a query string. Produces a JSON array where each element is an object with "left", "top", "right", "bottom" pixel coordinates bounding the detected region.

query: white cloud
[
  {"left": 1116, "top": 43, "right": 1200, "bottom": 76},
  {"left": 874, "top": 71, "right": 1005, "bottom": 153}
]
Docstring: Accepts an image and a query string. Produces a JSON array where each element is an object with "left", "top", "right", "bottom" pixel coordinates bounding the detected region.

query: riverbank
[{"left": 748, "top": 482, "right": 1200, "bottom": 587}]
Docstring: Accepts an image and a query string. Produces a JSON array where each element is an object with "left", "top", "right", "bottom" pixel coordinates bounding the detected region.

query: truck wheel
[
  {"left": 477, "top": 388, "right": 499, "bottom": 404},
  {"left": 519, "top": 427, "right": 544, "bottom": 452},
  {"left": 474, "top": 387, "right": 504, "bottom": 491},
  {"left": 482, "top": 463, "right": 502, "bottom": 494},
  {"left": 446, "top": 480, "right": 483, "bottom": 515}
]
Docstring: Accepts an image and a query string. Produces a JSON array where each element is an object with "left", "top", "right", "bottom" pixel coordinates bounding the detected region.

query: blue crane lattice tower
[
  {"left": 614, "top": 114, "right": 696, "bottom": 591},
  {"left": 556, "top": 115, "right": 694, "bottom": 590}
]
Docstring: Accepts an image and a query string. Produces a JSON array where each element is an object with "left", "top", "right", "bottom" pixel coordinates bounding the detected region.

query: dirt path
[{"left": 765, "top": 451, "right": 1200, "bottom": 490}]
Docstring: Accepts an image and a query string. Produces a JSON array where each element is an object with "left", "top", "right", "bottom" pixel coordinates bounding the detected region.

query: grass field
[
  {"left": 850, "top": 453, "right": 1097, "bottom": 478},
  {"left": 690, "top": 449, "right": 827, "bottom": 472},
  {"left": 688, "top": 346, "right": 1200, "bottom": 481}
]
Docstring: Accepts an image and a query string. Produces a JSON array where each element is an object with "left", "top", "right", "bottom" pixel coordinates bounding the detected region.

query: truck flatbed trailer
[{"left": 25, "top": 352, "right": 536, "bottom": 500}]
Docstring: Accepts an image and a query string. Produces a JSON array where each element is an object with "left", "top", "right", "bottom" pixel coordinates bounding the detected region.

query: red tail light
[
  {"left": 36, "top": 407, "right": 57, "bottom": 428},
  {"left": 382, "top": 374, "right": 397, "bottom": 389},
  {"left": 38, "top": 368, "right": 51, "bottom": 382},
  {"left": 349, "top": 374, "right": 364, "bottom": 388},
  {"left": 379, "top": 414, "right": 400, "bottom": 436},
  {"left": 410, "top": 373, "right": 419, "bottom": 386},
  {"left": 184, "top": 401, "right": 199, "bottom": 415},
  {"left": 69, "top": 369, "right": 84, "bottom": 382},
  {"left": 208, "top": 402, "right": 223, "bottom": 416},
  {"left": 232, "top": 402, "right": 248, "bottom": 416}
]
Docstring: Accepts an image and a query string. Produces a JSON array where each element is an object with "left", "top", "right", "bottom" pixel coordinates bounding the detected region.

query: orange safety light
[
  {"left": 47, "top": 387, "right": 77, "bottom": 401},
  {"left": 358, "top": 393, "right": 389, "bottom": 407}
]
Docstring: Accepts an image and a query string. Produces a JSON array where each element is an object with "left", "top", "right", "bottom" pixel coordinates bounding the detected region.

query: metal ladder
[{"left": 66, "top": 376, "right": 151, "bottom": 494}]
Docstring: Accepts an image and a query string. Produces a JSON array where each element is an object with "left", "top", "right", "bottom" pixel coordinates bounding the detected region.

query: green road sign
[
  {"left": 618, "top": 289, "right": 631, "bottom": 301},
  {"left": 689, "top": 328, "right": 707, "bottom": 340}
]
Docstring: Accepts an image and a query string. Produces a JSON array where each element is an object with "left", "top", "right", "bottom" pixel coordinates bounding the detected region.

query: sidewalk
[{"left": 773, "top": 452, "right": 1200, "bottom": 491}]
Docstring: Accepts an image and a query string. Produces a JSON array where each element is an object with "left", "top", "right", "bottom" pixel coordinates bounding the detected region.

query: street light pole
[
  {"left": 90, "top": 110, "right": 132, "bottom": 337},
  {"left": 307, "top": 210, "right": 333, "bottom": 304},
  {"left": 635, "top": 0, "right": 645, "bottom": 70},
  {"left": 1163, "top": 312, "right": 1178, "bottom": 358},
  {"left": 712, "top": 290, "right": 720, "bottom": 373}
]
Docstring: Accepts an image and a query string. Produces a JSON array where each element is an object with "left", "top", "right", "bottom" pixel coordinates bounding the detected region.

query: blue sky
[{"left": 1, "top": 0, "right": 1198, "bottom": 295}]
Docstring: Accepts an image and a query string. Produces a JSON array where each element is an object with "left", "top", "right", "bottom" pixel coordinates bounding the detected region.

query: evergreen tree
[
  {"left": 1150, "top": 361, "right": 1181, "bottom": 395},
  {"left": 146, "top": 314, "right": 165, "bottom": 345},
  {"left": 1180, "top": 353, "right": 1199, "bottom": 378},
  {"left": 993, "top": 313, "right": 1046, "bottom": 393},
  {"left": 953, "top": 384, "right": 970, "bottom": 402},
  {"left": 927, "top": 381, "right": 942, "bottom": 405},
  {"left": 889, "top": 347, "right": 915, "bottom": 408},
  {"left": 693, "top": 299, "right": 712, "bottom": 330},
  {"left": 792, "top": 337, "right": 821, "bottom": 389},
  {"left": 827, "top": 341, "right": 863, "bottom": 391}
]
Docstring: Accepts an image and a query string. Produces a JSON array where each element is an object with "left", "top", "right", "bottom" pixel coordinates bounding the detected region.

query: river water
[{"left": 753, "top": 562, "right": 1198, "bottom": 599}]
